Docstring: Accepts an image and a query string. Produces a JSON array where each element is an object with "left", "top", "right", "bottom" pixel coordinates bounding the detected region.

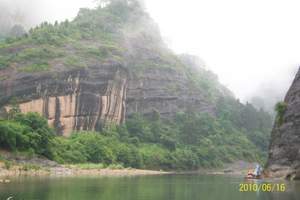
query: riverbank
[
  {"left": 189, "top": 160, "right": 261, "bottom": 176},
  {"left": 0, "top": 151, "right": 257, "bottom": 179},
  {"left": 0, "top": 162, "right": 170, "bottom": 178},
  {"left": 0, "top": 151, "right": 170, "bottom": 178},
  {"left": 0, "top": 160, "right": 252, "bottom": 178}
]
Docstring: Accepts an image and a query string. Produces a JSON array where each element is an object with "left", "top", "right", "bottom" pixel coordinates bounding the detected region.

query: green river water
[{"left": 0, "top": 174, "right": 299, "bottom": 200}]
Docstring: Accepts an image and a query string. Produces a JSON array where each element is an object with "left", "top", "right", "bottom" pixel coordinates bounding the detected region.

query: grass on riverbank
[{"left": 66, "top": 163, "right": 125, "bottom": 170}]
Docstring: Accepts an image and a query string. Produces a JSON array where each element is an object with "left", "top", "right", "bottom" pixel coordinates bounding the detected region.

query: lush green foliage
[
  {"left": 0, "top": 0, "right": 159, "bottom": 72},
  {"left": 217, "top": 98, "right": 272, "bottom": 152},
  {"left": 0, "top": 104, "right": 272, "bottom": 170},
  {"left": 0, "top": 112, "right": 54, "bottom": 158},
  {"left": 0, "top": 1, "right": 135, "bottom": 71},
  {"left": 51, "top": 132, "right": 143, "bottom": 168},
  {"left": 123, "top": 109, "right": 271, "bottom": 169},
  {"left": 275, "top": 101, "right": 287, "bottom": 126}
]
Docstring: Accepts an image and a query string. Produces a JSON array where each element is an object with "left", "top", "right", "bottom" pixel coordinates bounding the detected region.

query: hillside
[{"left": 0, "top": 0, "right": 272, "bottom": 170}]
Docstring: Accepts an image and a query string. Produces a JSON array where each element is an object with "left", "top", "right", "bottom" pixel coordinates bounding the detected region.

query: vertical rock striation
[{"left": 0, "top": 64, "right": 128, "bottom": 136}]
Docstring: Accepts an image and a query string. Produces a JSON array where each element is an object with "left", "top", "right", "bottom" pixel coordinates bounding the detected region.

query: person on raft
[{"left": 246, "top": 164, "right": 262, "bottom": 178}]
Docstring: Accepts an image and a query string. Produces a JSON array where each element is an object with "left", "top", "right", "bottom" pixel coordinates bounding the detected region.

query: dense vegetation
[
  {"left": 275, "top": 101, "right": 287, "bottom": 126},
  {"left": 0, "top": 112, "right": 54, "bottom": 159},
  {"left": 0, "top": 0, "right": 179, "bottom": 76},
  {"left": 0, "top": 101, "right": 272, "bottom": 170}
]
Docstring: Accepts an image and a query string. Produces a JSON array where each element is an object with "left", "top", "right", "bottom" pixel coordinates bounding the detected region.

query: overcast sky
[
  {"left": 145, "top": 0, "right": 300, "bottom": 102},
  {"left": 2, "top": 0, "right": 300, "bottom": 102}
]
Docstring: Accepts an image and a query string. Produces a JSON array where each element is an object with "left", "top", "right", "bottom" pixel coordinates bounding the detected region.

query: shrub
[
  {"left": 0, "top": 112, "right": 54, "bottom": 159},
  {"left": 4, "top": 160, "right": 13, "bottom": 170},
  {"left": 72, "top": 163, "right": 105, "bottom": 169},
  {"left": 275, "top": 102, "right": 287, "bottom": 126},
  {"left": 20, "top": 63, "right": 49, "bottom": 73},
  {"left": 22, "top": 164, "right": 41, "bottom": 171},
  {"left": 108, "top": 163, "right": 124, "bottom": 169}
]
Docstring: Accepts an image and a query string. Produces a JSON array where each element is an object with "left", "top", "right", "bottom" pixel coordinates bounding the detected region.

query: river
[{"left": 0, "top": 174, "right": 299, "bottom": 200}]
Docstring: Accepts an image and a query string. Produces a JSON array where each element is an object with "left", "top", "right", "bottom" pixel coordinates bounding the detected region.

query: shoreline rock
[{"left": 0, "top": 165, "right": 170, "bottom": 178}]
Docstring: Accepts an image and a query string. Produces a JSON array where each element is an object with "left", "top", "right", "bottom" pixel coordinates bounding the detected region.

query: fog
[
  {"left": 0, "top": 0, "right": 95, "bottom": 28},
  {"left": 1, "top": 0, "right": 299, "bottom": 111}
]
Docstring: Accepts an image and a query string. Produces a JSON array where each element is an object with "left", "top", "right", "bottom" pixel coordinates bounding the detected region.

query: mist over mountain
[
  {"left": 0, "top": 2, "right": 300, "bottom": 200},
  {"left": 0, "top": 0, "right": 96, "bottom": 39},
  {"left": 248, "top": 65, "right": 298, "bottom": 114},
  {"left": 0, "top": 0, "right": 273, "bottom": 170},
  {"left": 0, "top": 0, "right": 298, "bottom": 112}
]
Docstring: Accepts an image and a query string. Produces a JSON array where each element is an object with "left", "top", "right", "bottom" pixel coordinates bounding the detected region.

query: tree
[
  {"left": 97, "top": 0, "right": 145, "bottom": 9},
  {"left": 14, "top": 112, "right": 55, "bottom": 158},
  {"left": 9, "top": 25, "right": 26, "bottom": 37}
]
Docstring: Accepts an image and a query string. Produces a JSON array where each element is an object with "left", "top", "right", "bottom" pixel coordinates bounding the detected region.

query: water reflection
[{"left": 0, "top": 175, "right": 299, "bottom": 200}]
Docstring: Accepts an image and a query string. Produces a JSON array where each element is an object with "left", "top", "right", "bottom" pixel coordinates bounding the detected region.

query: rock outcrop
[
  {"left": 126, "top": 67, "right": 215, "bottom": 118},
  {"left": 266, "top": 67, "right": 300, "bottom": 179},
  {"left": 0, "top": 64, "right": 127, "bottom": 136},
  {"left": 0, "top": 61, "right": 217, "bottom": 136}
]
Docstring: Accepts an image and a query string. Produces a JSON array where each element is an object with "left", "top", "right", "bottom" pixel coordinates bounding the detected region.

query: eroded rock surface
[
  {"left": 126, "top": 68, "right": 215, "bottom": 118},
  {"left": 266, "top": 67, "right": 300, "bottom": 179},
  {"left": 0, "top": 64, "right": 127, "bottom": 136},
  {"left": 0, "top": 61, "right": 219, "bottom": 136}
]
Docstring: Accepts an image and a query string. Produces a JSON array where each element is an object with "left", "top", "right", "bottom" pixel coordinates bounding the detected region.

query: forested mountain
[{"left": 0, "top": 0, "right": 272, "bottom": 170}]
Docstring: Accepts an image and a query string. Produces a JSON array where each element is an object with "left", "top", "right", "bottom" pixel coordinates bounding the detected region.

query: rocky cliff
[
  {"left": 126, "top": 67, "right": 216, "bottom": 118},
  {"left": 0, "top": 64, "right": 127, "bottom": 136},
  {"left": 0, "top": 1, "right": 229, "bottom": 136},
  {"left": 266, "top": 67, "right": 300, "bottom": 179}
]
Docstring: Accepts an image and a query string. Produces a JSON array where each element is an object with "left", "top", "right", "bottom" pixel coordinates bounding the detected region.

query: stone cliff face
[
  {"left": 0, "top": 64, "right": 127, "bottom": 136},
  {"left": 266, "top": 68, "right": 300, "bottom": 179},
  {"left": 126, "top": 68, "right": 215, "bottom": 118},
  {"left": 0, "top": 62, "right": 217, "bottom": 136}
]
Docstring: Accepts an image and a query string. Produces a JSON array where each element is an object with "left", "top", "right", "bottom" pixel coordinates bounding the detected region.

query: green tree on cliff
[{"left": 275, "top": 101, "right": 287, "bottom": 126}]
